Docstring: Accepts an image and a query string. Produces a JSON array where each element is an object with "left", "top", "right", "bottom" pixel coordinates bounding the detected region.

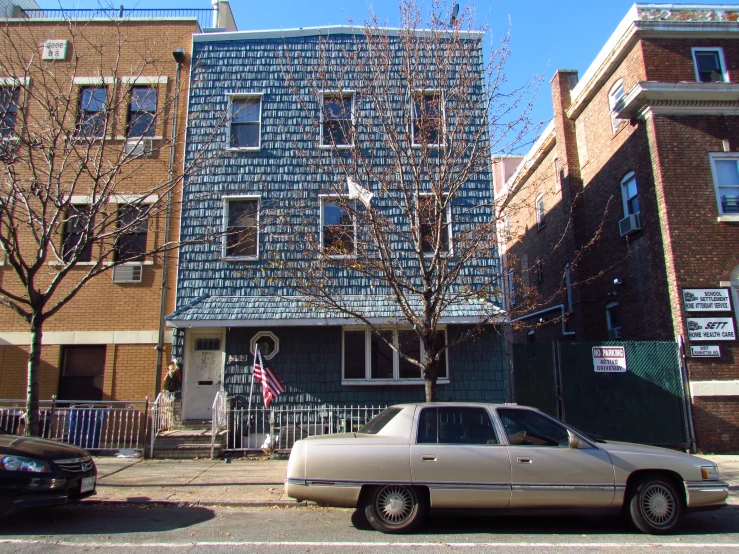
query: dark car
[{"left": 0, "top": 428, "right": 97, "bottom": 516}]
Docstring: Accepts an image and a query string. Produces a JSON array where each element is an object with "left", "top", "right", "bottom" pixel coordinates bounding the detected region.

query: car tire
[
  {"left": 627, "top": 475, "right": 684, "bottom": 534},
  {"left": 364, "top": 485, "right": 425, "bottom": 533}
]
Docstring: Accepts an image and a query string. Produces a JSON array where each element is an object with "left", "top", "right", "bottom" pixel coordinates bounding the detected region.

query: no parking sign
[{"left": 592, "top": 346, "right": 628, "bottom": 373}]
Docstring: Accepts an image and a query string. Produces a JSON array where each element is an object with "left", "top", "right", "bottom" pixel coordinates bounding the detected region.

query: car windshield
[{"left": 358, "top": 408, "right": 402, "bottom": 434}]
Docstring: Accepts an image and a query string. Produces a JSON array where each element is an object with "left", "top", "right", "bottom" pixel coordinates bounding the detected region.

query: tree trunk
[
  {"left": 423, "top": 356, "right": 438, "bottom": 402},
  {"left": 25, "top": 316, "right": 43, "bottom": 437}
]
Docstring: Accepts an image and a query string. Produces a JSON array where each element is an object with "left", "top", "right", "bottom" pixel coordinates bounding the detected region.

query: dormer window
[{"left": 692, "top": 48, "right": 728, "bottom": 83}]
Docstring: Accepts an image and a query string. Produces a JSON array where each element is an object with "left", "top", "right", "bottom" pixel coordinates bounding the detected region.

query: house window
[
  {"left": 731, "top": 265, "right": 739, "bottom": 325},
  {"left": 419, "top": 194, "right": 450, "bottom": 254},
  {"left": 412, "top": 91, "right": 443, "bottom": 146},
  {"left": 606, "top": 301, "right": 622, "bottom": 339},
  {"left": 58, "top": 345, "right": 106, "bottom": 401},
  {"left": 62, "top": 204, "right": 93, "bottom": 263},
  {"left": 224, "top": 198, "right": 259, "bottom": 258},
  {"left": 195, "top": 338, "right": 221, "bottom": 351},
  {"left": 321, "top": 198, "right": 354, "bottom": 255},
  {"left": 553, "top": 157, "right": 561, "bottom": 192},
  {"left": 127, "top": 86, "right": 157, "bottom": 137},
  {"left": 503, "top": 215, "right": 511, "bottom": 242},
  {"left": 709, "top": 154, "right": 739, "bottom": 216},
  {"left": 0, "top": 87, "right": 19, "bottom": 137},
  {"left": 621, "top": 172, "right": 639, "bottom": 216},
  {"left": 250, "top": 330, "right": 280, "bottom": 360},
  {"left": 230, "top": 96, "right": 261, "bottom": 149},
  {"left": 692, "top": 48, "right": 728, "bottom": 83},
  {"left": 342, "top": 328, "right": 448, "bottom": 383},
  {"left": 536, "top": 259, "right": 543, "bottom": 284},
  {"left": 114, "top": 205, "right": 148, "bottom": 262},
  {"left": 536, "top": 194, "right": 545, "bottom": 229},
  {"left": 321, "top": 93, "right": 353, "bottom": 147},
  {"left": 76, "top": 86, "right": 108, "bottom": 137},
  {"left": 608, "top": 79, "right": 625, "bottom": 133}
]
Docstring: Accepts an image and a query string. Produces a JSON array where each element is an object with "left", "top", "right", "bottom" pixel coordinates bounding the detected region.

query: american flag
[{"left": 253, "top": 347, "right": 285, "bottom": 408}]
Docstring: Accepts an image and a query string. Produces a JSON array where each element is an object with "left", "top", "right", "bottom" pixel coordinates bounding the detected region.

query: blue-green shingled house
[{"left": 167, "top": 25, "right": 508, "bottom": 421}]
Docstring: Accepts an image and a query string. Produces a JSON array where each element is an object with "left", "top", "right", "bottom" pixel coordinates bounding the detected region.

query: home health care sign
[{"left": 592, "top": 346, "right": 628, "bottom": 373}]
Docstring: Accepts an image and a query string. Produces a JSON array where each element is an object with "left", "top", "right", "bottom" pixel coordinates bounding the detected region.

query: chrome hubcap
[
  {"left": 641, "top": 484, "right": 676, "bottom": 525},
  {"left": 377, "top": 486, "right": 414, "bottom": 524}
]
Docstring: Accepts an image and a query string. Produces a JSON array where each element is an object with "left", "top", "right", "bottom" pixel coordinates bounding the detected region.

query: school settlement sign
[{"left": 592, "top": 347, "right": 628, "bottom": 373}]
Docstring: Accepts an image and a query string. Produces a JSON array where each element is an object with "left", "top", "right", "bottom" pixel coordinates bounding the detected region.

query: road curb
[{"left": 83, "top": 499, "right": 314, "bottom": 508}]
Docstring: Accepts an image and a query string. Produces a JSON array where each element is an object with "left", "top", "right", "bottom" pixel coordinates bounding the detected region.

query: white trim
[
  {"left": 608, "top": 79, "right": 626, "bottom": 133},
  {"left": 103, "top": 260, "right": 154, "bottom": 266},
  {"left": 320, "top": 195, "right": 357, "bottom": 258},
  {"left": 0, "top": 77, "right": 30, "bottom": 87},
  {"left": 535, "top": 193, "right": 545, "bottom": 230},
  {"left": 122, "top": 76, "right": 169, "bottom": 85},
  {"left": 341, "top": 379, "right": 450, "bottom": 386},
  {"left": 718, "top": 215, "right": 739, "bottom": 223},
  {"left": 691, "top": 47, "right": 729, "bottom": 83},
  {"left": 690, "top": 380, "right": 739, "bottom": 397},
  {"left": 72, "top": 77, "right": 116, "bottom": 85},
  {"left": 167, "top": 315, "right": 502, "bottom": 328},
  {"left": 617, "top": 82, "right": 739, "bottom": 119},
  {"left": 115, "top": 135, "right": 164, "bottom": 141},
  {"left": 0, "top": 330, "right": 172, "bottom": 346},
  {"left": 320, "top": 90, "right": 355, "bottom": 148},
  {"left": 222, "top": 195, "right": 260, "bottom": 260},
  {"left": 620, "top": 171, "right": 638, "bottom": 218},
  {"left": 69, "top": 194, "right": 160, "bottom": 205},
  {"left": 249, "top": 330, "right": 280, "bottom": 360},
  {"left": 227, "top": 93, "right": 262, "bottom": 151},
  {"left": 193, "top": 25, "right": 484, "bottom": 43}
]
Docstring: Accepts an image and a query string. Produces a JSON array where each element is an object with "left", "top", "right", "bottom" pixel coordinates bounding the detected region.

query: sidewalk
[{"left": 89, "top": 454, "right": 739, "bottom": 508}]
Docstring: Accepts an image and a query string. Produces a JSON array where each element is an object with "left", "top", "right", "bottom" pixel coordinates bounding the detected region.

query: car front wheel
[
  {"left": 364, "top": 485, "right": 425, "bottom": 533},
  {"left": 628, "top": 476, "right": 684, "bottom": 534}
]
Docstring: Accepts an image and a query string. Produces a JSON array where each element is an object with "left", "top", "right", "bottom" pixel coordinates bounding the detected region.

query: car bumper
[
  {"left": 685, "top": 481, "right": 729, "bottom": 509},
  {"left": 286, "top": 478, "right": 361, "bottom": 507},
  {"left": 1, "top": 473, "right": 97, "bottom": 514}
]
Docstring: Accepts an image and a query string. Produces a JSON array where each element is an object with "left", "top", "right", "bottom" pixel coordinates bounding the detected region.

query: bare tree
[
  {"left": 0, "top": 18, "right": 219, "bottom": 435},
  {"left": 246, "top": 0, "right": 542, "bottom": 401}
]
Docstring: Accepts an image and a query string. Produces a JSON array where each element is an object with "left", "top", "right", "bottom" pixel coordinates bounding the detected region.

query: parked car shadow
[
  {"left": 0, "top": 502, "right": 216, "bottom": 535},
  {"left": 411, "top": 510, "right": 739, "bottom": 536}
]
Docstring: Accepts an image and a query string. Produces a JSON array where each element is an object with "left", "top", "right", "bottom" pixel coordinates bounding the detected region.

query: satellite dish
[{"left": 450, "top": 3, "right": 459, "bottom": 25}]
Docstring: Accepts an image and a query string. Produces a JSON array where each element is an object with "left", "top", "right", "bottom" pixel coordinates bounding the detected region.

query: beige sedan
[{"left": 286, "top": 403, "right": 728, "bottom": 534}]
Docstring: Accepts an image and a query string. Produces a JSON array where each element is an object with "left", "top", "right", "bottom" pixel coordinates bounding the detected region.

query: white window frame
[
  {"left": 249, "top": 330, "right": 280, "bottom": 360},
  {"left": 341, "top": 327, "right": 450, "bottom": 385},
  {"left": 411, "top": 89, "right": 445, "bottom": 148},
  {"left": 507, "top": 267, "right": 515, "bottom": 307},
  {"left": 692, "top": 47, "right": 729, "bottom": 83},
  {"left": 620, "top": 171, "right": 639, "bottom": 217},
  {"left": 608, "top": 78, "right": 625, "bottom": 133},
  {"left": 116, "top": 77, "right": 168, "bottom": 140},
  {"left": 536, "top": 194, "right": 545, "bottom": 230},
  {"left": 503, "top": 214, "right": 511, "bottom": 242},
  {"left": 227, "top": 93, "right": 263, "bottom": 151},
  {"left": 606, "top": 301, "right": 621, "bottom": 338},
  {"left": 319, "top": 90, "right": 354, "bottom": 149},
  {"left": 553, "top": 157, "right": 561, "bottom": 192},
  {"left": 0, "top": 77, "right": 28, "bottom": 141},
  {"left": 222, "top": 195, "right": 260, "bottom": 260},
  {"left": 320, "top": 195, "right": 356, "bottom": 258},
  {"left": 419, "top": 192, "right": 452, "bottom": 256},
  {"left": 708, "top": 152, "right": 739, "bottom": 221},
  {"left": 74, "top": 80, "right": 114, "bottom": 140}
]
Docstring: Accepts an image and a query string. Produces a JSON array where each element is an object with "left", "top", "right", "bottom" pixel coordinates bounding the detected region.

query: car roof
[{"left": 389, "top": 402, "right": 531, "bottom": 409}]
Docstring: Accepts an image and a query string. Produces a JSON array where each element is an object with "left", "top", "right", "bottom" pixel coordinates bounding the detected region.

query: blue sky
[{"left": 41, "top": 0, "right": 727, "bottom": 149}]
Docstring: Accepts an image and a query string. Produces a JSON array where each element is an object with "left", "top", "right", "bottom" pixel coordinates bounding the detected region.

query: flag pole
[{"left": 247, "top": 346, "right": 258, "bottom": 435}]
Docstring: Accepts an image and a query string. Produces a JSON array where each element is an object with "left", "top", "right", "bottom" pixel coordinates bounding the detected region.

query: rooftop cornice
[
  {"left": 193, "top": 24, "right": 484, "bottom": 42},
  {"left": 616, "top": 80, "right": 739, "bottom": 118}
]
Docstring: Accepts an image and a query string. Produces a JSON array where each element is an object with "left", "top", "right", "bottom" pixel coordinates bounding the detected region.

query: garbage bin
[{"left": 69, "top": 406, "right": 107, "bottom": 449}]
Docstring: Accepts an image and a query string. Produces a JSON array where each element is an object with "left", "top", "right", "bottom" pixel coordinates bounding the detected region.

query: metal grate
[{"left": 55, "top": 456, "right": 94, "bottom": 473}]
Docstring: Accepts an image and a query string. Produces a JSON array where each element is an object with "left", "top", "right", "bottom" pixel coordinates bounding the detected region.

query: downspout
[
  {"left": 509, "top": 305, "right": 576, "bottom": 336},
  {"left": 155, "top": 49, "right": 185, "bottom": 395}
]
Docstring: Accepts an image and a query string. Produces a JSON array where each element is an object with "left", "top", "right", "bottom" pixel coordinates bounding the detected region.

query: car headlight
[
  {"left": 1, "top": 455, "right": 51, "bottom": 473},
  {"left": 701, "top": 465, "right": 720, "bottom": 480}
]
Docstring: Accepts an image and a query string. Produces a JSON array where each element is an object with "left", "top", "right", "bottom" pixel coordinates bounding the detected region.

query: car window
[
  {"left": 417, "top": 407, "right": 498, "bottom": 445},
  {"left": 358, "top": 407, "right": 403, "bottom": 434},
  {"left": 498, "top": 408, "right": 569, "bottom": 447}
]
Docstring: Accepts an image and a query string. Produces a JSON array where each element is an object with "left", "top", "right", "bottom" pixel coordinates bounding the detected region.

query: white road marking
[{"left": 2, "top": 540, "right": 739, "bottom": 549}]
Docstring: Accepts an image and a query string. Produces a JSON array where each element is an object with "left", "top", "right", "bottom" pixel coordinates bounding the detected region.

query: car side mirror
[{"left": 568, "top": 430, "right": 585, "bottom": 449}]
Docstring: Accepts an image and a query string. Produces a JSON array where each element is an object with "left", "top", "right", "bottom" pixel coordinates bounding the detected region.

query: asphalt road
[{"left": 1, "top": 503, "right": 738, "bottom": 553}]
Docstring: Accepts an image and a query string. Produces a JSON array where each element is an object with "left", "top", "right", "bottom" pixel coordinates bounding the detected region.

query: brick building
[
  {"left": 497, "top": 4, "right": 739, "bottom": 452},
  {"left": 0, "top": 4, "right": 236, "bottom": 404}
]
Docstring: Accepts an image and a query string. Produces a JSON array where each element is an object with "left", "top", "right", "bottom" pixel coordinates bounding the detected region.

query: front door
[
  {"left": 496, "top": 407, "right": 615, "bottom": 508},
  {"left": 410, "top": 406, "right": 512, "bottom": 508},
  {"left": 183, "top": 331, "right": 224, "bottom": 420}
]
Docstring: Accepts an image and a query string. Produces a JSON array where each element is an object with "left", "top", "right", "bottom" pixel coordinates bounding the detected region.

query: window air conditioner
[
  {"left": 112, "top": 263, "right": 143, "bottom": 283},
  {"left": 608, "top": 327, "right": 623, "bottom": 339},
  {"left": 123, "top": 138, "right": 154, "bottom": 158},
  {"left": 618, "top": 212, "right": 642, "bottom": 237}
]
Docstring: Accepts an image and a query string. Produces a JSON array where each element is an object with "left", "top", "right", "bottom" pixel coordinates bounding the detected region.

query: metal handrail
[
  {"left": 17, "top": 8, "right": 214, "bottom": 29},
  {"left": 211, "top": 390, "right": 228, "bottom": 459},
  {"left": 149, "top": 391, "right": 175, "bottom": 457}
]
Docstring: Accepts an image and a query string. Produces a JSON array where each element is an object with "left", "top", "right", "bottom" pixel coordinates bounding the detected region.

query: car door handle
[
  {"left": 517, "top": 457, "right": 532, "bottom": 464},
  {"left": 421, "top": 455, "right": 437, "bottom": 462}
]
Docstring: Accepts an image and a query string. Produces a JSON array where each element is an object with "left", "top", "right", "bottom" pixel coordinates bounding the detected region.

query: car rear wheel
[
  {"left": 628, "top": 475, "right": 683, "bottom": 534},
  {"left": 364, "top": 485, "right": 425, "bottom": 533}
]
